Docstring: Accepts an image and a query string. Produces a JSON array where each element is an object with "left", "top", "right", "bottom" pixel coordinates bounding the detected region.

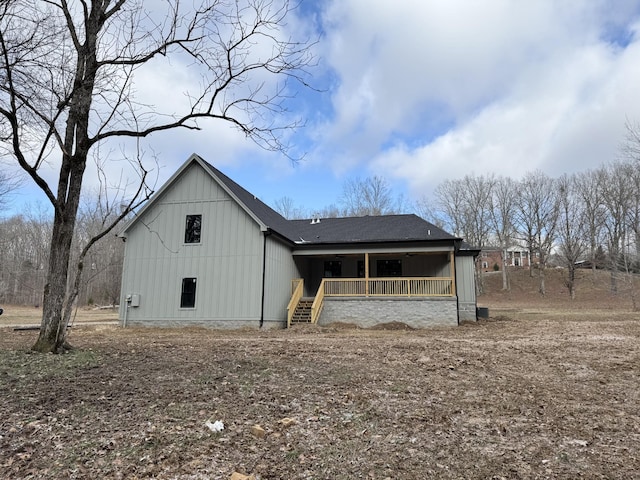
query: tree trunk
[
  {"left": 538, "top": 265, "right": 546, "bottom": 296},
  {"left": 32, "top": 212, "right": 75, "bottom": 353},
  {"left": 590, "top": 244, "right": 597, "bottom": 284},
  {"left": 475, "top": 259, "right": 484, "bottom": 295},
  {"left": 567, "top": 266, "right": 576, "bottom": 300},
  {"left": 610, "top": 251, "right": 619, "bottom": 294},
  {"left": 629, "top": 273, "right": 638, "bottom": 312},
  {"left": 610, "top": 270, "right": 618, "bottom": 294},
  {"left": 501, "top": 251, "right": 510, "bottom": 291},
  {"left": 32, "top": 162, "right": 85, "bottom": 353}
]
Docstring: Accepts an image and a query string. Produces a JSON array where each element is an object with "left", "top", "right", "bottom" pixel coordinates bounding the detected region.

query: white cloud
[
  {"left": 8, "top": 1, "right": 640, "bottom": 216},
  {"left": 308, "top": 0, "right": 640, "bottom": 199}
]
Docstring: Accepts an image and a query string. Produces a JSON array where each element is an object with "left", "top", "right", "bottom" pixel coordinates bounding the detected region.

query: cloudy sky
[{"left": 7, "top": 0, "right": 640, "bottom": 217}]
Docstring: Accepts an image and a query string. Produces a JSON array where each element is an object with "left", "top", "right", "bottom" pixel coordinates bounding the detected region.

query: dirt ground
[
  {"left": 1, "top": 269, "right": 639, "bottom": 479},
  {"left": 0, "top": 305, "right": 118, "bottom": 328}
]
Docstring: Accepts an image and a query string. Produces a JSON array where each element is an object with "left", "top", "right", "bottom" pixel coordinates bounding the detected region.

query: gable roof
[
  {"left": 120, "top": 153, "right": 284, "bottom": 235},
  {"left": 197, "top": 156, "right": 297, "bottom": 238},
  {"left": 124, "top": 154, "right": 463, "bottom": 247},
  {"left": 199, "top": 156, "right": 457, "bottom": 245}
]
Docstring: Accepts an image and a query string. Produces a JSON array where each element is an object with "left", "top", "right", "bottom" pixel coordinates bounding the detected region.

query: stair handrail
[
  {"left": 311, "top": 278, "right": 326, "bottom": 324},
  {"left": 287, "top": 278, "right": 304, "bottom": 328}
]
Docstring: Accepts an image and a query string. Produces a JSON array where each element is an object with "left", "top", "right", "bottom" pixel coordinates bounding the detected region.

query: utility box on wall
[{"left": 130, "top": 294, "right": 141, "bottom": 307}]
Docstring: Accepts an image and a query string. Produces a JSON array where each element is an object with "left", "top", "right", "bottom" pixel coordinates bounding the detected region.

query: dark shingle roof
[
  {"left": 288, "top": 215, "right": 456, "bottom": 244},
  {"left": 198, "top": 156, "right": 296, "bottom": 237},
  {"left": 198, "top": 155, "right": 458, "bottom": 245}
]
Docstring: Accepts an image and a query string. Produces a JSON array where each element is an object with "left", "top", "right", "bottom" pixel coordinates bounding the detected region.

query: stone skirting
[
  {"left": 122, "top": 318, "right": 286, "bottom": 329},
  {"left": 318, "top": 297, "right": 460, "bottom": 328}
]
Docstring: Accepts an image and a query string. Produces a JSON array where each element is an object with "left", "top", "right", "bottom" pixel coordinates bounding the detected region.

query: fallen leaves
[{"left": 1, "top": 308, "right": 639, "bottom": 479}]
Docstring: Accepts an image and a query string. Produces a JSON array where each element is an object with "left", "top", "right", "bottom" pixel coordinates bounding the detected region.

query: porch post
[
  {"left": 365, "top": 252, "right": 370, "bottom": 297},
  {"left": 449, "top": 250, "right": 457, "bottom": 296}
]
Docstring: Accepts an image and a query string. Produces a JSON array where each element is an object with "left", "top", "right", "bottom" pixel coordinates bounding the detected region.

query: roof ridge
[{"left": 196, "top": 155, "right": 459, "bottom": 245}]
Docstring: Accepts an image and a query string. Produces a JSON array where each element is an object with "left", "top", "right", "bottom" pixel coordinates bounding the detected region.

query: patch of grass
[{"left": 0, "top": 348, "right": 102, "bottom": 382}]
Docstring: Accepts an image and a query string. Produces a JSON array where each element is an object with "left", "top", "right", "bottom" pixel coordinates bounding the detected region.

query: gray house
[{"left": 119, "top": 154, "right": 479, "bottom": 329}]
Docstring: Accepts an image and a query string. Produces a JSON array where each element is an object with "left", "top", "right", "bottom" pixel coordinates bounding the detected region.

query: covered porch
[{"left": 287, "top": 248, "right": 457, "bottom": 327}]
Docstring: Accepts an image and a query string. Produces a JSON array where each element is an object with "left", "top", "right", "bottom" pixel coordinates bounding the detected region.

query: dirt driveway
[{"left": 1, "top": 306, "right": 639, "bottom": 479}]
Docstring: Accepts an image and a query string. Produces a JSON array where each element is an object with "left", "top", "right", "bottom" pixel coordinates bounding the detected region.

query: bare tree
[
  {"left": 313, "top": 203, "right": 343, "bottom": 219},
  {"left": 0, "top": 204, "right": 51, "bottom": 305},
  {"left": 459, "top": 175, "right": 495, "bottom": 294},
  {"left": 489, "top": 176, "right": 517, "bottom": 291},
  {"left": 339, "top": 176, "right": 404, "bottom": 216},
  {"left": 414, "top": 197, "right": 446, "bottom": 229},
  {"left": 621, "top": 124, "right": 640, "bottom": 263},
  {"left": 621, "top": 119, "right": 640, "bottom": 163},
  {"left": 620, "top": 121, "right": 640, "bottom": 307},
  {"left": 0, "top": 168, "right": 21, "bottom": 210},
  {"left": 624, "top": 164, "right": 640, "bottom": 267},
  {"left": 514, "top": 171, "right": 559, "bottom": 295},
  {"left": 434, "top": 179, "right": 467, "bottom": 237},
  {"left": 435, "top": 174, "right": 495, "bottom": 293},
  {"left": 0, "top": 0, "right": 315, "bottom": 352},
  {"left": 74, "top": 184, "right": 130, "bottom": 308},
  {"left": 574, "top": 169, "right": 606, "bottom": 278},
  {"left": 600, "top": 162, "right": 634, "bottom": 294},
  {"left": 273, "top": 196, "right": 307, "bottom": 219},
  {"left": 556, "top": 174, "right": 586, "bottom": 299}
]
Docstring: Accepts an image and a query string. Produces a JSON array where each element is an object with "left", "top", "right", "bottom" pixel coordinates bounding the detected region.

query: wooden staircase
[{"left": 290, "top": 297, "right": 314, "bottom": 324}]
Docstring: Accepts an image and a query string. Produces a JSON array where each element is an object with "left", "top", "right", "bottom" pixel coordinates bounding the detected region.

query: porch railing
[
  {"left": 311, "top": 279, "right": 326, "bottom": 324},
  {"left": 288, "top": 277, "right": 453, "bottom": 327},
  {"left": 287, "top": 278, "right": 304, "bottom": 328},
  {"left": 323, "top": 277, "right": 453, "bottom": 297}
]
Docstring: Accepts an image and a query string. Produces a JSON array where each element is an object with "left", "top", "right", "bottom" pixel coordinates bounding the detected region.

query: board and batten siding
[
  {"left": 119, "top": 163, "right": 264, "bottom": 327},
  {"left": 455, "top": 255, "right": 477, "bottom": 322},
  {"left": 262, "top": 235, "right": 300, "bottom": 328},
  {"left": 402, "top": 252, "right": 450, "bottom": 277}
]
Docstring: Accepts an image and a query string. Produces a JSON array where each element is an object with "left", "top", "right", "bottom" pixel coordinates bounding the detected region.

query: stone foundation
[{"left": 318, "top": 297, "right": 459, "bottom": 328}]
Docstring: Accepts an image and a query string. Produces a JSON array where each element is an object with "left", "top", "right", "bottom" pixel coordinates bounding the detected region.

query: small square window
[
  {"left": 185, "top": 214, "right": 202, "bottom": 243},
  {"left": 180, "top": 278, "right": 197, "bottom": 308}
]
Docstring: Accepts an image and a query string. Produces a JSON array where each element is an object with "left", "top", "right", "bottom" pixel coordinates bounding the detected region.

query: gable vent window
[
  {"left": 185, "top": 214, "right": 202, "bottom": 244},
  {"left": 180, "top": 278, "right": 197, "bottom": 308}
]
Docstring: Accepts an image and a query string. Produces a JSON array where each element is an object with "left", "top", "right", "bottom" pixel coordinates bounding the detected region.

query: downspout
[
  {"left": 123, "top": 297, "right": 129, "bottom": 328},
  {"left": 454, "top": 240, "right": 461, "bottom": 326},
  {"left": 259, "top": 230, "right": 271, "bottom": 328},
  {"left": 120, "top": 235, "right": 129, "bottom": 328}
]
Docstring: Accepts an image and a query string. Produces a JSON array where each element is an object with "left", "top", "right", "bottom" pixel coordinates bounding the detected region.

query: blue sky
[{"left": 5, "top": 0, "right": 640, "bottom": 218}]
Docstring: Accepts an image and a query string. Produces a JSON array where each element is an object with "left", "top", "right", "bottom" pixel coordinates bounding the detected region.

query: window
[
  {"left": 377, "top": 259, "right": 402, "bottom": 277},
  {"left": 357, "top": 260, "right": 365, "bottom": 278},
  {"left": 324, "top": 260, "right": 342, "bottom": 278},
  {"left": 180, "top": 278, "right": 197, "bottom": 308},
  {"left": 185, "top": 214, "right": 202, "bottom": 243}
]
